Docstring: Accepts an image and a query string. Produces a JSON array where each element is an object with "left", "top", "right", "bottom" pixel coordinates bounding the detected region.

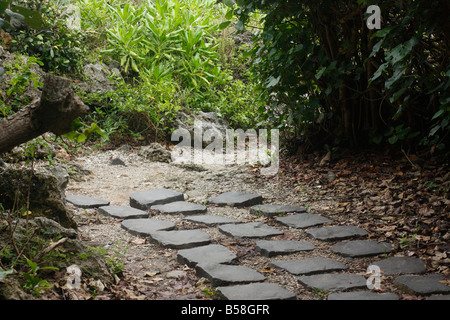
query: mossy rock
[{"left": 0, "top": 166, "right": 76, "bottom": 229}]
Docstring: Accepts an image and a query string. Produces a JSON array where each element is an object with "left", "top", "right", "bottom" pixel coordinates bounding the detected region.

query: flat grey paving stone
[
  {"left": 151, "top": 201, "right": 207, "bottom": 215},
  {"left": 270, "top": 257, "right": 348, "bottom": 275},
  {"left": 66, "top": 195, "right": 110, "bottom": 208},
  {"left": 219, "top": 222, "right": 283, "bottom": 238},
  {"left": 177, "top": 244, "right": 238, "bottom": 267},
  {"left": 331, "top": 240, "right": 392, "bottom": 257},
  {"left": 372, "top": 256, "right": 426, "bottom": 275},
  {"left": 98, "top": 206, "right": 148, "bottom": 219},
  {"left": 427, "top": 295, "right": 450, "bottom": 300},
  {"left": 255, "top": 240, "right": 315, "bottom": 257},
  {"left": 327, "top": 291, "right": 399, "bottom": 300},
  {"left": 121, "top": 218, "right": 175, "bottom": 236},
  {"left": 206, "top": 191, "right": 262, "bottom": 207},
  {"left": 130, "top": 188, "right": 184, "bottom": 210},
  {"left": 298, "top": 273, "right": 367, "bottom": 291},
  {"left": 184, "top": 215, "right": 240, "bottom": 226},
  {"left": 307, "top": 225, "right": 367, "bottom": 241},
  {"left": 394, "top": 274, "right": 450, "bottom": 295},
  {"left": 250, "top": 204, "right": 306, "bottom": 217},
  {"left": 149, "top": 229, "right": 211, "bottom": 249},
  {"left": 195, "top": 263, "right": 265, "bottom": 286},
  {"left": 276, "top": 213, "right": 333, "bottom": 229},
  {"left": 216, "top": 283, "right": 296, "bottom": 300}
]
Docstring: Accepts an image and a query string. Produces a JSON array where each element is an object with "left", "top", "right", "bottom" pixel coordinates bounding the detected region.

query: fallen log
[{"left": 0, "top": 73, "right": 89, "bottom": 154}]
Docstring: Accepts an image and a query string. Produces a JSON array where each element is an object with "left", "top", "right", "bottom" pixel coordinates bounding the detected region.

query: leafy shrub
[
  {"left": 0, "top": 54, "right": 43, "bottom": 117},
  {"left": 233, "top": 0, "right": 450, "bottom": 151},
  {"left": 6, "top": 0, "right": 86, "bottom": 75},
  {"left": 102, "top": 0, "right": 231, "bottom": 87}
]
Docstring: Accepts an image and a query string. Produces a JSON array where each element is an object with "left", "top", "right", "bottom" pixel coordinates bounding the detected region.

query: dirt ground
[{"left": 62, "top": 145, "right": 449, "bottom": 300}]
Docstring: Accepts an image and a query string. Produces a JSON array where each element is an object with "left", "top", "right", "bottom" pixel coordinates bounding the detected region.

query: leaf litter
[{"left": 59, "top": 146, "right": 449, "bottom": 300}]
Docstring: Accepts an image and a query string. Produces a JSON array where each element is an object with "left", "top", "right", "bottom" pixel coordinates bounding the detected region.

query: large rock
[
  {"left": 76, "top": 62, "right": 121, "bottom": 94},
  {"left": 0, "top": 217, "right": 114, "bottom": 298},
  {"left": 174, "top": 111, "right": 229, "bottom": 148},
  {"left": 138, "top": 143, "right": 172, "bottom": 163},
  {"left": 0, "top": 166, "right": 76, "bottom": 229},
  {"left": 0, "top": 278, "right": 35, "bottom": 300}
]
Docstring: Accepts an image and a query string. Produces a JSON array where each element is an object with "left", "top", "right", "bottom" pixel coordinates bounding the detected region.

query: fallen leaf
[
  {"left": 132, "top": 238, "right": 146, "bottom": 245},
  {"left": 144, "top": 271, "right": 159, "bottom": 277}
]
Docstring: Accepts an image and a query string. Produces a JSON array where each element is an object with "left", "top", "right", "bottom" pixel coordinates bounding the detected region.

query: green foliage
[
  {"left": 93, "top": 242, "right": 127, "bottom": 275},
  {"left": 80, "top": 76, "right": 182, "bottom": 141},
  {"left": 1, "top": 0, "right": 264, "bottom": 147},
  {"left": 21, "top": 259, "right": 58, "bottom": 297},
  {"left": 0, "top": 55, "right": 43, "bottom": 117},
  {"left": 102, "top": 0, "right": 231, "bottom": 87},
  {"left": 74, "top": 0, "right": 262, "bottom": 142},
  {"left": 233, "top": 0, "right": 450, "bottom": 151},
  {"left": 0, "top": 0, "right": 43, "bottom": 30},
  {"left": 5, "top": 0, "right": 86, "bottom": 75}
]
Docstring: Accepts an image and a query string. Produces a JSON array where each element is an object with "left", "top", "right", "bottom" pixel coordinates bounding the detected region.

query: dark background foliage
[{"left": 234, "top": 0, "right": 450, "bottom": 152}]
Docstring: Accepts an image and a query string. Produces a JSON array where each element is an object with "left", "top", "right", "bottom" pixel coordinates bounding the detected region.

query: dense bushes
[
  {"left": 233, "top": 0, "right": 450, "bottom": 152},
  {"left": 1, "top": 0, "right": 263, "bottom": 145},
  {"left": 4, "top": 0, "right": 86, "bottom": 75}
]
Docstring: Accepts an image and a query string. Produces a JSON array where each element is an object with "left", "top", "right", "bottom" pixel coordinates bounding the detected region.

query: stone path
[{"left": 66, "top": 189, "right": 450, "bottom": 300}]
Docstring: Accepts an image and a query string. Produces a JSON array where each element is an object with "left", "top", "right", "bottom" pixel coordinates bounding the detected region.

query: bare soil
[{"left": 62, "top": 146, "right": 449, "bottom": 300}]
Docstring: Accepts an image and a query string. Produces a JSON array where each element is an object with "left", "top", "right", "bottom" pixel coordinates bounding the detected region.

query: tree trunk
[{"left": 0, "top": 74, "right": 89, "bottom": 154}]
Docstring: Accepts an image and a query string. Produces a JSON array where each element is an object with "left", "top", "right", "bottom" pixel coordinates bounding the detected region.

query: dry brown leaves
[{"left": 265, "top": 149, "right": 449, "bottom": 276}]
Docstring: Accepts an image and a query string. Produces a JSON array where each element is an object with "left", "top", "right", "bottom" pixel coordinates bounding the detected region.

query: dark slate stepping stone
[
  {"left": 270, "top": 257, "right": 348, "bottom": 275},
  {"left": 216, "top": 283, "right": 296, "bottom": 300},
  {"left": 298, "top": 273, "right": 367, "bottom": 291},
  {"left": 219, "top": 222, "right": 283, "bottom": 238},
  {"left": 394, "top": 274, "right": 450, "bottom": 295},
  {"left": 98, "top": 206, "right": 148, "bottom": 219},
  {"left": 177, "top": 244, "right": 238, "bottom": 267},
  {"left": 195, "top": 263, "right": 265, "bottom": 286},
  {"left": 372, "top": 256, "right": 426, "bottom": 275},
  {"left": 307, "top": 226, "right": 367, "bottom": 241},
  {"left": 66, "top": 195, "right": 110, "bottom": 208},
  {"left": 276, "top": 213, "right": 333, "bottom": 229},
  {"left": 206, "top": 191, "right": 262, "bottom": 207},
  {"left": 184, "top": 215, "right": 240, "bottom": 226},
  {"left": 250, "top": 204, "right": 306, "bottom": 217},
  {"left": 129, "top": 188, "right": 184, "bottom": 210},
  {"left": 121, "top": 218, "right": 175, "bottom": 236},
  {"left": 151, "top": 201, "right": 207, "bottom": 215},
  {"left": 327, "top": 291, "right": 399, "bottom": 300},
  {"left": 331, "top": 240, "right": 392, "bottom": 257},
  {"left": 149, "top": 230, "right": 211, "bottom": 249},
  {"left": 427, "top": 295, "right": 450, "bottom": 300},
  {"left": 255, "top": 240, "right": 315, "bottom": 257}
]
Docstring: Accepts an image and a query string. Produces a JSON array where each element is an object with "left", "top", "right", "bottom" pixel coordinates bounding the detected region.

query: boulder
[
  {"left": 0, "top": 165, "right": 76, "bottom": 229},
  {"left": 174, "top": 111, "right": 229, "bottom": 148},
  {"left": 138, "top": 143, "right": 172, "bottom": 163},
  {"left": 0, "top": 217, "right": 114, "bottom": 298},
  {"left": 75, "top": 62, "right": 121, "bottom": 94}
]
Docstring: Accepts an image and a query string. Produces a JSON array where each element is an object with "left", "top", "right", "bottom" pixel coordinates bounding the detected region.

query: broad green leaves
[
  {"left": 0, "top": 1, "right": 42, "bottom": 30},
  {"left": 234, "top": 0, "right": 450, "bottom": 150},
  {"left": 103, "top": 0, "right": 229, "bottom": 87}
]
